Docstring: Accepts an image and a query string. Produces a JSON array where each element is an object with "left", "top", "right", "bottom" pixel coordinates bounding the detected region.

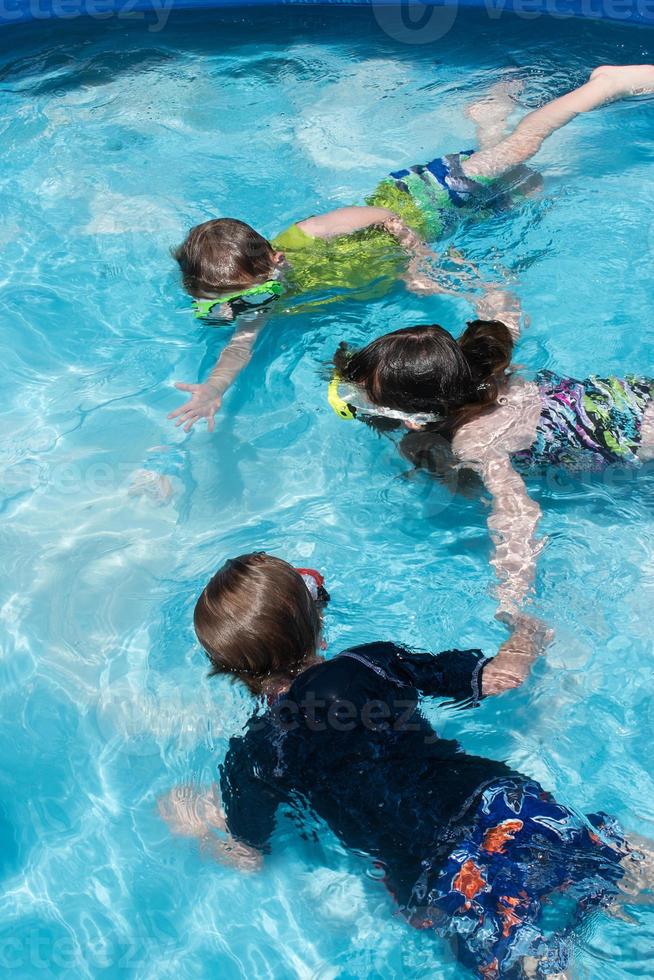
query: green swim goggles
[{"left": 193, "top": 280, "right": 285, "bottom": 321}]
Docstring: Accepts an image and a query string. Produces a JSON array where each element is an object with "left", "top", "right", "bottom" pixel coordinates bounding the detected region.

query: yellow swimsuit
[{"left": 271, "top": 222, "right": 405, "bottom": 300}]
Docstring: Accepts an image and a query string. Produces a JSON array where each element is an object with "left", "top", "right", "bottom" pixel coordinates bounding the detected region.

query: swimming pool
[{"left": 0, "top": 7, "right": 653, "bottom": 978}]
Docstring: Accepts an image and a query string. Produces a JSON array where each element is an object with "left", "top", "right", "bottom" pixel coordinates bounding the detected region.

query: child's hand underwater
[
  {"left": 158, "top": 783, "right": 262, "bottom": 872},
  {"left": 168, "top": 381, "right": 222, "bottom": 432},
  {"left": 483, "top": 612, "right": 553, "bottom": 696},
  {"left": 404, "top": 247, "right": 488, "bottom": 298}
]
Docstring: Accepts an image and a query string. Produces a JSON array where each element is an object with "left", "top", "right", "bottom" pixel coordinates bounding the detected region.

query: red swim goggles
[{"left": 294, "top": 567, "right": 330, "bottom": 605}]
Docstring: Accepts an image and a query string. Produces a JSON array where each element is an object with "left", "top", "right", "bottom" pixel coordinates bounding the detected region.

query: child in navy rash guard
[{"left": 159, "top": 554, "right": 650, "bottom": 980}]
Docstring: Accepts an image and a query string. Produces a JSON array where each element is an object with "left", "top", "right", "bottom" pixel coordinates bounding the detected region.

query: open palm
[{"left": 168, "top": 382, "right": 222, "bottom": 433}]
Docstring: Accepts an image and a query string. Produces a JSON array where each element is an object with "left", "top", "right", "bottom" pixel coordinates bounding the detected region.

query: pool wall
[{"left": 2, "top": 0, "right": 654, "bottom": 29}]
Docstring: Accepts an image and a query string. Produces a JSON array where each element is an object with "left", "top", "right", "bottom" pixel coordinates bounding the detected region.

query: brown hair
[
  {"left": 173, "top": 218, "right": 277, "bottom": 298},
  {"left": 334, "top": 320, "right": 513, "bottom": 438},
  {"left": 194, "top": 553, "right": 322, "bottom": 698}
]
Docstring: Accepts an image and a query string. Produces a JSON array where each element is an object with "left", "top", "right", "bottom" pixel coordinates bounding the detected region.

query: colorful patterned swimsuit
[
  {"left": 409, "top": 778, "right": 627, "bottom": 979},
  {"left": 511, "top": 370, "right": 654, "bottom": 474}
]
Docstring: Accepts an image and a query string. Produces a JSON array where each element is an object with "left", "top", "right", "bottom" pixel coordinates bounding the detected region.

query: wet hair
[
  {"left": 173, "top": 218, "right": 277, "bottom": 298},
  {"left": 334, "top": 320, "right": 514, "bottom": 439},
  {"left": 194, "top": 553, "right": 322, "bottom": 698}
]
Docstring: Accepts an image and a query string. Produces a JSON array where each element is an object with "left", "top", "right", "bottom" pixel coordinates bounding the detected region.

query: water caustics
[{"left": 0, "top": 8, "right": 653, "bottom": 979}]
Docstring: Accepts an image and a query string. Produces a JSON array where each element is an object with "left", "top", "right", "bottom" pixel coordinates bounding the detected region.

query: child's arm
[
  {"left": 299, "top": 207, "right": 427, "bottom": 272},
  {"left": 168, "top": 312, "right": 268, "bottom": 432},
  {"left": 481, "top": 453, "right": 544, "bottom": 623},
  {"left": 476, "top": 287, "right": 523, "bottom": 343},
  {"left": 158, "top": 783, "right": 263, "bottom": 872},
  {"left": 297, "top": 206, "right": 406, "bottom": 240},
  {"left": 463, "top": 64, "right": 654, "bottom": 180},
  {"left": 482, "top": 613, "right": 552, "bottom": 696},
  {"left": 299, "top": 207, "right": 479, "bottom": 296}
]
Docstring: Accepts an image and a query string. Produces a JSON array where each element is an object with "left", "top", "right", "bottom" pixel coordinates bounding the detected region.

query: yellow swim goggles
[
  {"left": 327, "top": 375, "right": 356, "bottom": 421},
  {"left": 327, "top": 374, "right": 442, "bottom": 427}
]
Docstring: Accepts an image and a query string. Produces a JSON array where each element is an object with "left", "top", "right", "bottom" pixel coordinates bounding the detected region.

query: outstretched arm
[
  {"left": 168, "top": 311, "right": 268, "bottom": 432},
  {"left": 481, "top": 453, "right": 543, "bottom": 622},
  {"left": 355, "top": 635, "right": 549, "bottom": 703},
  {"left": 463, "top": 64, "right": 654, "bottom": 180}
]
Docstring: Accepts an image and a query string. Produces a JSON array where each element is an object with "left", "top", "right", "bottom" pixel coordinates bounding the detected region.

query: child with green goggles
[{"left": 169, "top": 66, "right": 654, "bottom": 434}]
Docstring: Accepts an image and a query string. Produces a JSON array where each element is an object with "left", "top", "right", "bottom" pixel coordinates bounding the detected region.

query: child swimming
[
  {"left": 169, "top": 64, "right": 654, "bottom": 433},
  {"left": 330, "top": 291, "right": 654, "bottom": 618},
  {"left": 158, "top": 554, "right": 652, "bottom": 980}
]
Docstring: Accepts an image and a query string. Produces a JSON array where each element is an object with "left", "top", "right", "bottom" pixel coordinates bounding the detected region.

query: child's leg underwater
[
  {"left": 465, "top": 79, "right": 524, "bottom": 151},
  {"left": 522, "top": 958, "right": 570, "bottom": 980},
  {"left": 612, "top": 832, "right": 654, "bottom": 909},
  {"left": 463, "top": 65, "right": 654, "bottom": 181}
]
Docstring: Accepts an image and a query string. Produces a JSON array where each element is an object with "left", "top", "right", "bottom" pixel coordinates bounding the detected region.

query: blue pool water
[{"left": 1, "top": 8, "right": 654, "bottom": 977}]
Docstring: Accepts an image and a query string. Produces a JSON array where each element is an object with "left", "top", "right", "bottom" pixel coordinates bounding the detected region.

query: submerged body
[
  {"left": 220, "top": 642, "right": 627, "bottom": 979},
  {"left": 335, "top": 301, "right": 654, "bottom": 619},
  {"left": 159, "top": 555, "right": 654, "bottom": 980},
  {"left": 271, "top": 151, "right": 537, "bottom": 298},
  {"left": 446, "top": 370, "right": 654, "bottom": 614}
]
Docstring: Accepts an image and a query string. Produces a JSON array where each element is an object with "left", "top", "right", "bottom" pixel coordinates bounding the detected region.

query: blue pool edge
[{"left": 1, "top": 0, "right": 654, "bottom": 30}]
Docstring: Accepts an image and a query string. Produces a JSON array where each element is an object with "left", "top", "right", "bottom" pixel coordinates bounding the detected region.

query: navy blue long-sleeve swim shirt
[{"left": 220, "top": 642, "right": 516, "bottom": 904}]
